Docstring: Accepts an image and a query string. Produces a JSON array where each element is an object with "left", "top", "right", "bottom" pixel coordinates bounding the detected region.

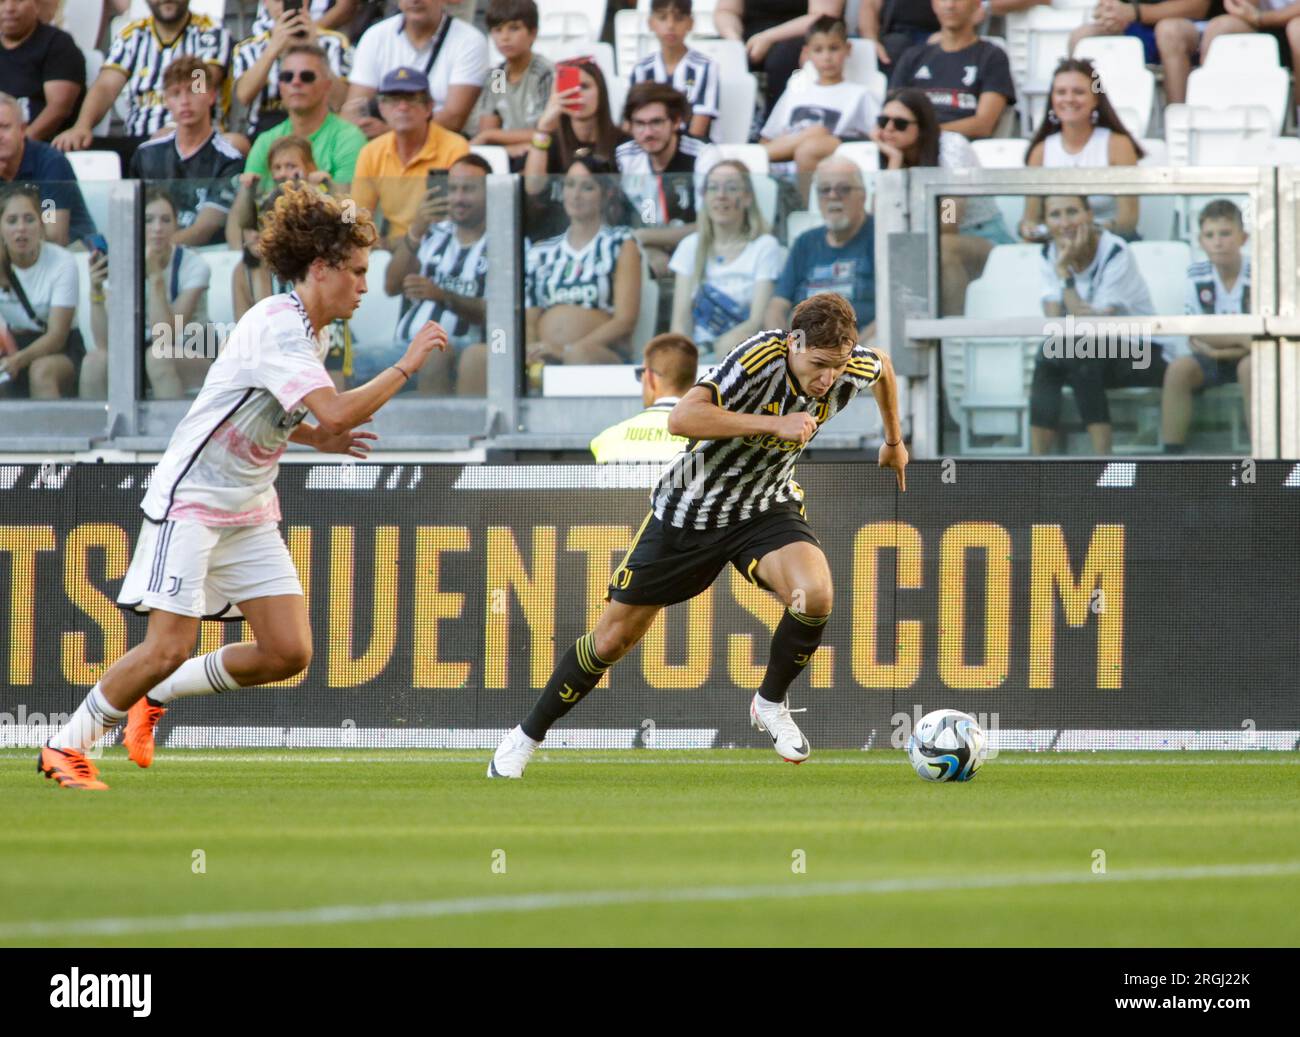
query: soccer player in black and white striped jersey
[{"left": 490, "top": 292, "right": 907, "bottom": 778}]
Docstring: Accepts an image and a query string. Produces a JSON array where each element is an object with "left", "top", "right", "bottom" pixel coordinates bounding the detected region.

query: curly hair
[{"left": 257, "top": 182, "right": 377, "bottom": 284}]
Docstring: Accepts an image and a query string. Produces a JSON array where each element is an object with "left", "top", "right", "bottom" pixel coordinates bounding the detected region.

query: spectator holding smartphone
[
  {"left": 232, "top": 0, "right": 353, "bottom": 140},
  {"left": 350, "top": 66, "right": 469, "bottom": 247},
  {"left": 467, "top": 0, "right": 554, "bottom": 164},
  {"left": 383, "top": 153, "right": 490, "bottom": 396},
  {"left": 0, "top": 184, "right": 82, "bottom": 399}
]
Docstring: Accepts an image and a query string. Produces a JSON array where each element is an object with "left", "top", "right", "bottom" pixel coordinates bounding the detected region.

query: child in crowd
[
  {"left": 468, "top": 0, "right": 554, "bottom": 166},
  {"left": 629, "top": 0, "right": 721, "bottom": 140}
]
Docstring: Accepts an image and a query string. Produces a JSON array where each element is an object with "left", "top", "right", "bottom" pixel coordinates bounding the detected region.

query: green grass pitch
[{"left": 2, "top": 749, "right": 1298, "bottom": 947}]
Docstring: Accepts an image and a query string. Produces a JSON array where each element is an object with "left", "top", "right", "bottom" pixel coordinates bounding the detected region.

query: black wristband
[
  {"left": 885, "top": 437, "right": 902, "bottom": 446},
  {"left": 392, "top": 365, "right": 410, "bottom": 382}
]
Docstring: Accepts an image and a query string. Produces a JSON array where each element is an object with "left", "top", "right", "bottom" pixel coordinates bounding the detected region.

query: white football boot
[
  {"left": 487, "top": 725, "right": 539, "bottom": 778},
  {"left": 750, "top": 693, "right": 811, "bottom": 764}
]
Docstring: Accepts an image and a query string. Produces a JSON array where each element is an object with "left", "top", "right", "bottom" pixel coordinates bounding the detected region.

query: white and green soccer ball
[{"left": 906, "top": 709, "right": 986, "bottom": 782}]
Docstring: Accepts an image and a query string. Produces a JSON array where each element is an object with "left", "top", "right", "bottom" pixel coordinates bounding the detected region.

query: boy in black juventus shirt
[{"left": 489, "top": 292, "right": 907, "bottom": 778}]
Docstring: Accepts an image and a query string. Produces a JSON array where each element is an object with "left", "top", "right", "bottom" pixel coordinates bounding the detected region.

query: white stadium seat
[
  {"left": 469, "top": 145, "right": 509, "bottom": 175},
  {"left": 351, "top": 250, "right": 400, "bottom": 350},
  {"left": 1137, "top": 137, "right": 1168, "bottom": 167},
  {"left": 1186, "top": 63, "right": 1289, "bottom": 134},
  {"left": 834, "top": 141, "right": 880, "bottom": 173},
  {"left": 971, "top": 138, "right": 1029, "bottom": 168},
  {"left": 699, "top": 143, "right": 768, "bottom": 174},
  {"left": 785, "top": 209, "right": 824, "bottom": 241},
  {"left": 57, "top": 0, "right": 103, "bottom": 55},
  {"left": 1164, "top": 104, "right": 1274, "bottom": 167},
  {"left": 1005, "top": 7, "right": 1091, "bottom": 134},
  {"left": 202, "top": 248, "right": 243, "bottom": 331},
  {"left": 1203, "top": 31, "right": 1282, "bottom": 71},
  {"left": 536, "top": 0, "right": 605, "bottom": 44},
  {"left": 710, "top": 72, "right": 756, "bottom": 144},
  {"left": 530, "top": 39, "right": 618, "bottom": 90},
  {"left": 629, "top": 261, "right": 658, "bottom": 353},
  {"left": 613, "top": 9, "right": 657, "bottom": 78},
  {"left": 1129, "top": 241, "right": 1191, "bottom": 315},
  {"left": 65, "top": 150, "right": 121, "bottom": 180},
  {"left": 1073, "top": 35, "right": 1155, "bottom": 137}
]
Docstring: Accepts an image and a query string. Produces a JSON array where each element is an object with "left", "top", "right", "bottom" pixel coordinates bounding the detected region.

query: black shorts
[{"left": 607, "top": 501, "right": 820, "bottom": 607}]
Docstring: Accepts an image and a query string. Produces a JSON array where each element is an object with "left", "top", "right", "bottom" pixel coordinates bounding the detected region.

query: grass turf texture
[{"left": 1, "top": 749, "right": 1298, "bottom": 947}]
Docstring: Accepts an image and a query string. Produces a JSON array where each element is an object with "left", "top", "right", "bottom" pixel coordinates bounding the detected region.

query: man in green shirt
[
  {"left": 246, "top": 42, "right": 365, "bottom": 187},
  {"left": 590, "top": 333, "right": 697, "bottom": 463}
]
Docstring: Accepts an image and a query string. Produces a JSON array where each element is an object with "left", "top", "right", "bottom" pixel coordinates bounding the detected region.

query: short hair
[
  {"left": 650, "top": 0, "right": 692, "bottom": 15},
  {"left": 0, "top": 92, "right": 27, "bottom": 123},
  {"left": 162, "top": 55, "right": 209, "bottom": 91},
  {"left": 485, "top": 0, "right": 539, "bottom": 32},
  {"left": 790, "top": 293, "right": 858, "bottom": 351},
  {"left": 624, "top": 81, "right": 689, "bottom": 125},
  {"left": 258, "top": 181, "right": 378, "bottom": 284},
  {"left": 266, "top": 135, "right": 317, "bottom": 172},
  {"left": 282, "top": 42, "right": 330, "bottom": 72},
  {"left": 450, "top": 153, "right": 493, "bottom": 175},
  {"left": 644, "top": 333, "right": 698, "bottom": 392},
  {"left": 1199, "top": 198, "right": 1244, "bottom": 229},
  {"left": 805, "top": 14, "right": 848, "bottom": 43}
]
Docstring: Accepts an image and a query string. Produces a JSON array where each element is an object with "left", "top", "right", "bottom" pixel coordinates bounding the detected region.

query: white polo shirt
[{"left": 349, "top": 13, "right": 488, "bottom": 109}]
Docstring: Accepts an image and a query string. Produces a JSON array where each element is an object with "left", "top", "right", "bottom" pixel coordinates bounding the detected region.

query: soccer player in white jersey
[
  {"left": 37, "top": 184, "right": 448, "bottom": 791},
  {"left": 489, "top": 292, "right": 907, "bottom": 779}
]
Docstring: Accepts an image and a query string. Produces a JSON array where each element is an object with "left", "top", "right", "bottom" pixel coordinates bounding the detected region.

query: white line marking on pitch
[{"left": 2, "top": 861, "right": 1298, "bottom": 941}]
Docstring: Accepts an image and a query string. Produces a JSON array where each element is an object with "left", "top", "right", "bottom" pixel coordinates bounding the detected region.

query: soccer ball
[{"left": 906, "top": 709, "right": 986, "bottom": 782}]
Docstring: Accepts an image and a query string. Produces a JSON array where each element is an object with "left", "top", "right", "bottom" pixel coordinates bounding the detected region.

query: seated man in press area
[
  {"left": 590, "top": 332, "right": 698, "bottom": 462},
  {"left": 764, "top": 155, "right": 876, "bottom": 346}
]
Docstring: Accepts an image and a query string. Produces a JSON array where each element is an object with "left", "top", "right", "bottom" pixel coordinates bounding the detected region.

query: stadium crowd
[{"left": 0, "top": 0, "right": 1274, "bottom": 452}]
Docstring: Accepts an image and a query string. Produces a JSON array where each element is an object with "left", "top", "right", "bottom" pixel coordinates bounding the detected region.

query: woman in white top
[
  {"left": 1020, "top": 60, "right": 1143, "bottom": 242},
  {"left": 669, "top": 160, "right": 785, "bottom": 361},
  {"left": 80, "top": 188, "right": 212, "bottom": 400},
  {"left": 1031, "top": 195, "right": 1171, "bottom": 456},
  {"left": 0, "top": 185, "right": 80, "bottom": 398},
  {"left": 871, "top": 88, "right": 1014, "bottom": 315}
]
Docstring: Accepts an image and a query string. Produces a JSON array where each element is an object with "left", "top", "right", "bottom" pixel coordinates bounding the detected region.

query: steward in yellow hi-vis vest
[{"left": 590, "top": 396, "right": 689, "bottom": 462}]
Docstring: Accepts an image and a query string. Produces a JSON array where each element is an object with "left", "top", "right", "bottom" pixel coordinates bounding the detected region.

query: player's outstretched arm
[
  {"left": 301, "top": 321, "right": 448, "bottom": 435},
  {"left": 870, "top": 350, "right": 908, "bottom": 490},
  {"left": 668, "top": 385, "right": 818, "bottom": 444}
]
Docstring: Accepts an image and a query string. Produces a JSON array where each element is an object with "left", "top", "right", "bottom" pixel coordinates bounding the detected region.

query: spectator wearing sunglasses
[
  {"left": 244, "top": 43, "right": 366, "bottom": 188},
  {"left": 870, "top": 87, "right": 1012, "bottom": 314},
  {"left": 231, "top": 0, "right": 353, "bottom": 140},
  {"left": 589, "top": 332, "right": 697, "bottom": 463}
]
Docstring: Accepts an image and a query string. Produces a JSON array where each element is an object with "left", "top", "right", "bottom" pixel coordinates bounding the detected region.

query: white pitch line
[{"left": 2, "top": 861, "right": 1298, "bottom": 941}]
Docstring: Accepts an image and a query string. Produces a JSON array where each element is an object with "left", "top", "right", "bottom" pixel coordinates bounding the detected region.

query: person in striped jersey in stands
[
  {"left": 489, "top": 291, "right": 907, "bottom": 779},
  {"left": 383, "top": 152, "right": 490, "bottom": 395},
  {"left": 52, "top": 0, "right": 233, "bottom": 168}
]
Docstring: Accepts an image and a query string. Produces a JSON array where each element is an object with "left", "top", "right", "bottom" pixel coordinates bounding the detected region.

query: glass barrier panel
[{"left": 936, "top": 191, "right": 1254, "bottom": 457}]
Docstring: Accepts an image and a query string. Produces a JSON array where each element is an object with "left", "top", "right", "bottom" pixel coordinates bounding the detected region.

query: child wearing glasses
[{"left": 759, "top": 15, "right": 878, "bottom": 201}]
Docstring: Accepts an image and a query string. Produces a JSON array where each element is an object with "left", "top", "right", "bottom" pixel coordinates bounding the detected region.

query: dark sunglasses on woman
[{"left": 876, "top": 115, "right": 916, "bottom": 131}]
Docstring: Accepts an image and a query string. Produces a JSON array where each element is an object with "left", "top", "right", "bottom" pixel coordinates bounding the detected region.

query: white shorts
[{"left": 117, "top": 519, "right": 303, "bottom": 621}]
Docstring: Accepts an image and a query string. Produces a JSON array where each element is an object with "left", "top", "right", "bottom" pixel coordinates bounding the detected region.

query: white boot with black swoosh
[{"left": 750, "top": 693, "right": 811, "bottom": 764}]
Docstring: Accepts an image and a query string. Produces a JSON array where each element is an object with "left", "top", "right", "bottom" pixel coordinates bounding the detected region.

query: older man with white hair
[{"left": 765, "top": 155, "right": 877, "bottom": 345}]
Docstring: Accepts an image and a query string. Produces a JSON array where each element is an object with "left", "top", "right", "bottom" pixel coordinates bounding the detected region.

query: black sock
[
  {"left": 521, "top": 632, "right": 613, "bottom": 741},
  {"left": 1163, "top": 443, "right": 1186, "bottom": 454},
  {"left": 758, "top": 608, "right": 829, "bottom": 703}
]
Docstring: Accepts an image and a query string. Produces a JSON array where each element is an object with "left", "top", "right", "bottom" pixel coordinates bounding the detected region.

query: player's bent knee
[
  {"left": 272, "top": 643, "right": 312, "bottom": 679},
  {"left": 795, "top": 586, "right": 833, "bottom": 617}
]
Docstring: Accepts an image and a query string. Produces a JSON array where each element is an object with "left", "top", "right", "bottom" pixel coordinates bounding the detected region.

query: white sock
[
  {"left": 48, "top": 684, "right": 127, "bottom": 753},
  {"left": 148, "top": 646, "right": 240, "bottom": 705}
]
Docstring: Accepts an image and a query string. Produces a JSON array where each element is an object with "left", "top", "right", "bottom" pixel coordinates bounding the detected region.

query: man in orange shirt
[{"left": 350, "top": 66, "right": 470, "bottom": 246}]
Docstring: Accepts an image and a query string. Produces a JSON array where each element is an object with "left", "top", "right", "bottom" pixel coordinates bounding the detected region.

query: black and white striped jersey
[
  {"left": 524, "top": 224, "right": 635, "bottom": 312},
  {"left": 651, "top": 330, "right": 883, "bottom": 529},
  {"left": 103, "top": 14, "right": 234, "bottom": 138},
  {"left": 629, "top": 49, "right": 721, "bottom": 120},
  {"left": 396, "top": 220, "right": 488, "bottom": 344}
]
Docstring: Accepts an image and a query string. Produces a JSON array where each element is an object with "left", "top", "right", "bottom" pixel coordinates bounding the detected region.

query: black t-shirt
[
  {"left": 881, "top": 0, "right": 941, "bottom": 35},
  {"left": 891, "top": 41, "right": 1017, "bottom": 124},
  {"left": 0, "top": 23, "right": 86, "bottom": 134},
  {"left": 741, "top": 0, "right": 804, "bottom": 38},
  {"left": 129, "top": 131, "right": 244, "bottom": 245}
]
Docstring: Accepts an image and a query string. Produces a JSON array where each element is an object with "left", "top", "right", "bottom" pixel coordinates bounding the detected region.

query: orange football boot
[
  {"left": 37, "top": 745, "right": 109, "bottom": 790},
  {"left": 123, "top": 697, "right": 167, "bottom": 768}
]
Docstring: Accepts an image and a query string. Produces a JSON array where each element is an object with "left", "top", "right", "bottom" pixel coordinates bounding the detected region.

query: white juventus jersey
[
  {"left": 524, "top": 224, "right": 634, "bottom": 312},
  {"left": 652, "top": 330, "right": 883, "bottom": 529},
  {"left": 140, "top": 292, "right": 334, "bottom": 527},
  {"left": 397, "top": 221, "right": 488, "bottom": 343},
  {"left": 630, "top": 49, "right": 721, "bottom": 120}
]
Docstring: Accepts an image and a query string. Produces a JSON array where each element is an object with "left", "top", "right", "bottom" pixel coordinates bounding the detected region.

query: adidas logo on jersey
[{"left": 914, "top": 65, "right": 931, "bottom": 79}]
